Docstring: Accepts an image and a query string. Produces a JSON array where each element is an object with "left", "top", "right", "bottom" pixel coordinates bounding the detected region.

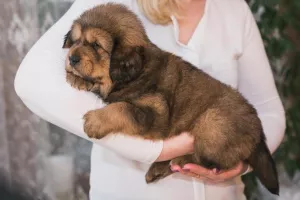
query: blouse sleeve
[
  {"left": 14, "top": 0, "right": 163, "bottom": 164},
  {"left": 237, "top": 1, "right": 286, "bottom": 154}
]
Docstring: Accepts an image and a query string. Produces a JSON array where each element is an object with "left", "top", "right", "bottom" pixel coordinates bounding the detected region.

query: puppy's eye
[{"left": 92, "top": 42, "right": 100, "bottom": 50}]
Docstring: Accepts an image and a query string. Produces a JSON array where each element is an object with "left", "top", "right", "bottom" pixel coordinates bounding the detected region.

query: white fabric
[{"left": 14, "top": 0, "right": 286, "bottom": 199}]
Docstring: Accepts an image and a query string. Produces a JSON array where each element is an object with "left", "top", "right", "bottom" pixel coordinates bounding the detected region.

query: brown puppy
[{"left": 63, "top": 3, "right": 279, "bottom": 195}]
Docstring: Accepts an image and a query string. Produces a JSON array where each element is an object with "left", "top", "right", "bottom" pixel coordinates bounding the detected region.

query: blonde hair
[{"left": 137, "top": 0, "right": 183, "bottom": 25}]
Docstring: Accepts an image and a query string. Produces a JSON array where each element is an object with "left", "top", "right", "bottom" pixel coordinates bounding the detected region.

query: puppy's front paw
[
  {"left": 83, "top": 110, "right": 110, "bottom": 139},
  {"left": 66, "top": 72, "right": 94, "bottom": 91}
]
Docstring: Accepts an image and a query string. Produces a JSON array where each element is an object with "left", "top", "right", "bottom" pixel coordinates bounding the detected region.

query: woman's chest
[
  {"left": 177, "top": 48, "right": 240, "bottom": 89},
  {"left": 130, "top": 0, "right": 242, "bottom": 89},
  {"left": 146, "top": 25, "right": 240, "bottom": 89}
]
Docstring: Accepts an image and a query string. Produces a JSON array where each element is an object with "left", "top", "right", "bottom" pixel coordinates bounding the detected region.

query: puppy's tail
[{"left": 247, "top": 138, "right": 279, "bottom": 195}]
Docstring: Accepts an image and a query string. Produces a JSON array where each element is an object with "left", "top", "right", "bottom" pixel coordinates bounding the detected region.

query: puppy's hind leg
[
  {"left": 145, "top": 161, "right": 173, "bottom": 183},
  {"left": 191, "top": 109, "right": 235, "bottom": 170},
  {"left": 146, "top": 155, "right": 196, "bottom": 183}
]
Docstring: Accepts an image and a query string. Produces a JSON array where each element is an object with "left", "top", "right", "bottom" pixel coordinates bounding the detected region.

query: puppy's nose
[{"left": 69, "top": 55, "right": 80, "bottom": 67}]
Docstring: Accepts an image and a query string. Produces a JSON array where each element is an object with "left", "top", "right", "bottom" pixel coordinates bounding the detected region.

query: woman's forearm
[{"left": 156, "top": 133, "right": 194, "bottom": 162}]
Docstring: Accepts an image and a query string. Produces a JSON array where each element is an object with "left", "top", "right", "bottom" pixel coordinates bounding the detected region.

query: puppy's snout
[{"left": 69, "top": 55, "right": 80, "bottom": 67}]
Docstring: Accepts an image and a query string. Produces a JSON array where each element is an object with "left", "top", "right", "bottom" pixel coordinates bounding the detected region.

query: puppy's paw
[
  {"left": 145, "top": 169, "right": 164, "bottom": 184},
  {"left": 145, "top": 162, "right": 173, "bottom": 183},
  {"left": 66, "top": 72, "right": 94, "bottom": 91},
  {"left": 170, "top": 155, "right": 196, "bottom": 169},
  {"left": 83, "top": 110, "right": 110, "bottom": 139},
  {"left": 170, "top": 157, "right": 190, "bottom": 167}
]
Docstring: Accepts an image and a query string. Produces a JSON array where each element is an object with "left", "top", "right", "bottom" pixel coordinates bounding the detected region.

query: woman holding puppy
[{"left": 15, "top": 0, "right": 285, "bottom": 199}]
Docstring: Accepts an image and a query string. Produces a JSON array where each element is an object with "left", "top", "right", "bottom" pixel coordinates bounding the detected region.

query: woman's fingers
[
  {"left": 181, "top": 171, "right": 209, "bottom": 181},
  {"left": 171, "top": 162, "right": 247, "bottom": 183},
  {"left": 171, "top": 165, "right": 210, "bottom": 181},
  {"left": 211, "top": 162, "right": 244, "bottom": 180},
  {"left": 182, "top": 163, "right": 215, "bottom": 177},
  {"left": 171, "top": 163, "right": 215, "bottom": 177}
]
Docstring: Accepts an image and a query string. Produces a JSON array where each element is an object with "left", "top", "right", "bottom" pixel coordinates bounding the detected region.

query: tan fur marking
[
  {"left": 99, "top": 77, "right": 113, "bottom": 98},
  {"left": 85, "top": 28, "right": 113, "bottom": 52},
  {"left": 72, "top": 23, "right": 82, "bottom": 41},
  {"left": 66, "top": 72, "right": 95, "bottom": 91},
  {"left": 134, "top": 95, "right": 167, "bottom": 115}
]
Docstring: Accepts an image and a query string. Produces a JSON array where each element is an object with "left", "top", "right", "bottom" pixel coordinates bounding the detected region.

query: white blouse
[{"left": 14, "top": 0, "right": 286, "bottom": 199}]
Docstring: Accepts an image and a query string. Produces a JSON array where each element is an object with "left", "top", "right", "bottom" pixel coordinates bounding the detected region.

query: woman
[{"left": 14, "top": 0, "right": 286, "bottom": 199}]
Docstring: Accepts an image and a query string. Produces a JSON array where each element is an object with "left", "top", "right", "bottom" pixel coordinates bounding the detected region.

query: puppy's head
[{"left": 63, "top": 3, "right": 149, "bottom": 98}]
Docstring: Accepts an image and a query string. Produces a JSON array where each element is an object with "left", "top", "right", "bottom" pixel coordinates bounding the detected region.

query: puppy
[{"left": 63, "top": 3, "right": 279, "bottom": 195}]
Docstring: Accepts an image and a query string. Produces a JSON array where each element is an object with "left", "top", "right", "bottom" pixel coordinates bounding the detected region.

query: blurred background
[
  {"left": 0, "top": 0, "right": 91, "bottom": 200},
  {"left": 0, "top": 0, "right": 299, "bottom": 199}
]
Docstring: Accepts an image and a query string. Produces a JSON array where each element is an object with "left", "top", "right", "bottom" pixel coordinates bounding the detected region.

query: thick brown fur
[{"left": 63, "top": 3, "right": 279, "bottom": 195}]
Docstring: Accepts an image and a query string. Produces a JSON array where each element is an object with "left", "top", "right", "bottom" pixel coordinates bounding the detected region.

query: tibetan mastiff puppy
[{"left": 62, "top": 3, "right": 279, "bottom": 195}]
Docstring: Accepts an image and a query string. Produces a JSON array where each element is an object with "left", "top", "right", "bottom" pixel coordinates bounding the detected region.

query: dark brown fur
[{"left": 63, "top": 3, "right": 279, "bottom": 195}]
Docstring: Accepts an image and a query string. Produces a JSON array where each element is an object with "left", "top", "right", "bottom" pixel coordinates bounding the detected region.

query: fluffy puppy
[{"left": 63, "top": 3, "right": 279, "bottom": 195}]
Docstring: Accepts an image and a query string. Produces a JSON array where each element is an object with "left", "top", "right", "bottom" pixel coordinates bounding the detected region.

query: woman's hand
[
  {"left": 171, "top": 162, "right": 249, "bottom": 184},
  {"left": 156, "top": 133, "right": 249, "bottom": 183},
  {"left": 155, "top": 132, "right": 194, "bottom": 162}
]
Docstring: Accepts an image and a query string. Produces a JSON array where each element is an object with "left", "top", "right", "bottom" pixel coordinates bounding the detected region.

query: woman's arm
[
  {"left": 14, "top": 0, "right": 166, "bottom": 164},
  {"left": 237, "top": 1, "right": 286, "bottom": 154}
]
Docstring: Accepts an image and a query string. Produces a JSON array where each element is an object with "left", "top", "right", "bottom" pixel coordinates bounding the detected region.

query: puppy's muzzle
[{"left": 69, "top": 55, "right": 80, "bottom": 67}]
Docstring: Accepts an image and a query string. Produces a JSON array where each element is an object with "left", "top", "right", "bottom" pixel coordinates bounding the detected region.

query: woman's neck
[{"left": 176, "top": 0, "right": 206, "bottom": 45}]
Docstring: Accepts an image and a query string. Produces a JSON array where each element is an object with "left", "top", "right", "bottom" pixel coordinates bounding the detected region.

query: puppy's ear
[
  {"left": 62, "top": 30, "right": 73, "bottom": 48},
  {"left": 109, "top": 43, "right": 144, "bottom": 84}
]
